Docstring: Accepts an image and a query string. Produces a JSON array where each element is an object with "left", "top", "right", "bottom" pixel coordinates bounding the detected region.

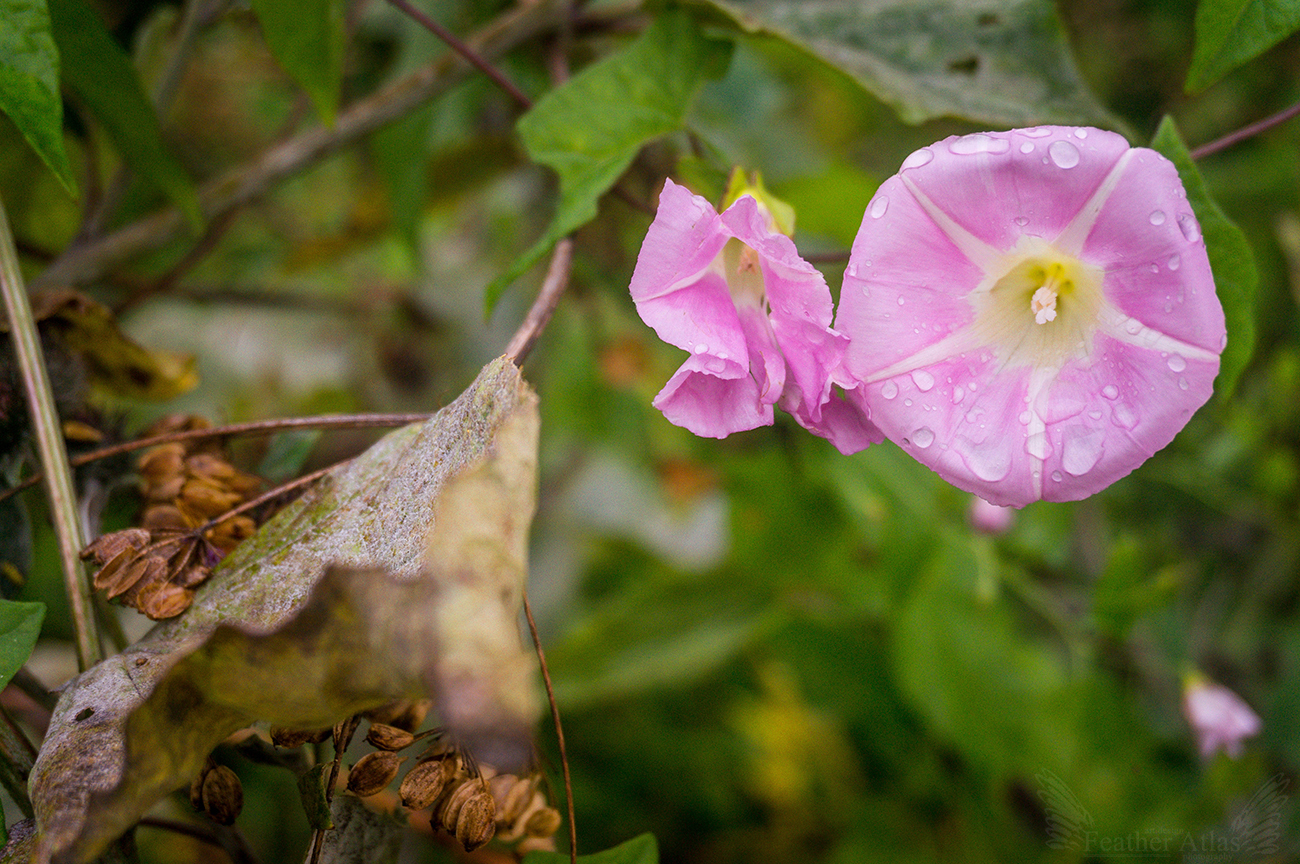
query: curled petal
[{"left": 653, "top": 353, "right": 771, "bottom": 437}]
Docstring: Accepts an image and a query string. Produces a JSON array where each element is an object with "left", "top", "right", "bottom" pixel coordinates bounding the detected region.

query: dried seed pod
[
  {"left": 270, "top": 726, "right": 332, "bottom": 748},
  {"left": 347, "top": 751, "right": 402, "bottom": 797},
  {"left": 366, "top": 723, "right": 416, "bottom": 752},
  {"left": 200, "top": 765, "right": 243, "bottom": 825},
  {"left": 81, "top": 528, "right": 151, "bottom": 565},
  {"left": 184, "top": 453, "right": 237, "bottom": 482},
  {"left": 454, "top": 790, "right": 497, "bottom": 851},
  {"left": 205, "top": 516, "right": 256, "bottom": 553},
  {"left": 412, "top": 737, "right": 455, "bottom": 764},
  {"left": 90, "top": 548, "right": 141, "bottom": 596},
  {"left": 365, "top": 698, "right": 431, "bottom": 732},
  {"left": 138, "top": 580, "right": 195, "bottom": 620},
  {"left": 436, "top": 782, "right": 480, "bottom": 833},
  {"left": 524, "top": 807, "right": 562, "bottom": 838},
  {"left": 499, "top": 789, "right": 547, "bottom": 842},
  {"left": 180, "top": 477, "right": 243, "bottom": 518},
  {"left": 399, "top": 757, "right": 455, "bottom": 811},
  {"left": 138, "top": 443, "right": 185, "bottom": 486},
  {"left": 516, "top": 836, "right": 558, "bottom": 855},
  {"left": 141, "top": 504, "right": 193, "bottom": 532},
  {"left": 114, "top": 556, "right": 168, "bottom": 601}
]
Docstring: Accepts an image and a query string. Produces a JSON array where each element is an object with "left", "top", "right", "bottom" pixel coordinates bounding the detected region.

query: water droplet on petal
[
  {"left": 1073, "top": 128, "right": 1088, "bottom": 139},
  {"left": 1220, "top": 333, "right": 1229, "bottom": 351},
  {"left": 950, "top": 133, "right": 1011, "bottom": 155},
  {"left": 1149, "top": 210, "right": 1166, "bottom": 225},
  {"left": 897, "top": 296, "right": 906, "bottom": 306},
  {"left": 1168, "top": 254, "right": 1180, "bottom": 271},
  {"left": 694, "top": 343, "right": 708, "bottom": 354},
  {"left": 1167, "top": 354, "right": 1187, "bottom": 372},
  {"left": 1111, "top": 402, "right": 1138, "bottom": 429},
  {"left": 1051, "top": 470, "right": 1063, "bottom": 482},
  {"left": 911, "top": 370, "right": 935, "bottom": 391},
  {"left": 1048, "top": 140, "right": 1080, "bottom": 168},
  {"left": 1062, "top": 429, "right": 1104, "bottom": 476},
  {"left": 1088, "top": 410, "right": 1103, "bottom": 420},
  {"left": 1019, "top": 142, "right": 1034, "bottom": 154},
  {"left": 952, "top": 387, "right": 965, "bottom": 403},
  {"left": 1124, "top": 318, "right": 1142, "bottom": 335},
  {"left": 1018, "top": 411, "right": 1031, "bottom": 425},
  {"left": 881, "top": 380, "right": 898, "bottom": 400},
  {"left": 1014, "top": 216, "right": 1029, "bottom": 227},
  {"left": 912, "top": 427, "right": 935, "bottom": 449},
  {"left": 1177, "top": 213, "right": 1200, "bottom": 242},
  {"left": 863, "top": 259, "right": 873, "bottom": 267},
  {"left": 1023, "top": 127, "right": 1052, "bottom": 138},
  {"left": 1102, "top": 384, "right": 1119, "bottom": 400},
  {"left": 1179, "top": 377, "right": 1189, "bottom": 390},
  {"left": 901, "top": 148, "right": 934, "bottom": 169},
  {"left": 904, "top": 398, "right": 913, "bottom": 407},
  {"left": 1025, "top": 432, "right": 1052, "bottom": 460},
  {"left": 861, "top": 285, "right": 871, "bottom": 297},
  {"left": 1150, "top": 263, "right": 1159, "bottom": 273},
  {"left": 962, "top": 441, "right": 1013, "bottom": 482},
  {"left": 870, "top": 196, "right": 889, "bottom": 219}
]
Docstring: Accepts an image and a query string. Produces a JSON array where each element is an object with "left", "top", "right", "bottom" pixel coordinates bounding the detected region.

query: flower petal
[{"left": 653, "top": 353, "right": 772, "bottom": 437}]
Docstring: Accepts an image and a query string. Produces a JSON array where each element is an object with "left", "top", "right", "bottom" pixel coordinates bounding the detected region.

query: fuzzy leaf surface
[
  {"left": 692, "top": 0, "right": 1118, "bottom": 127},
  {"left": 29, "top": 357, "right": 540, "bottom": 863}
]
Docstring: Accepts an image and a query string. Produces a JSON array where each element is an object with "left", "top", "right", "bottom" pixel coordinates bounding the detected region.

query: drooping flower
[
  {"left": 835, "top": 126, "right": 1226, "bottom": 507},
  {"left": 1182, "top": 674, "right": 1261, "bottom": 760},
  {"left": 630, "top": 175, "right": 880, "bottom": 453}
]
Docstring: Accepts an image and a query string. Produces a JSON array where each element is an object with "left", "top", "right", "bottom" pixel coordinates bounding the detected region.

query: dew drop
[
  {"left": 694, "top": 343, "right": 708, "bottom": 354},
  {"left": 901, "top": 148, "right": 934, "bottom": 169},
  {"left": 912, "top": 427, "right": 935, "bottom": 449},
  {"left": 870, "top": 196, "right": 889, "bottom": 219},
  {"left": 1163, "top": 301, "right": 1174, "bottom": 313},
  {"left": 1088, "top": 410, "right": 1103, "bottom": 420},
  {"left": 1220, "top": 333, "right": 1229, "bottom": 351},
  {"left": 1177, "top": 213, "right": 1200, "bottom": 242},
  {"left": 1111, "top": 402, "right": 1138, "bottom": 430},
  {"left": 1019, "top": 142, "right": 1034, "bottom": 154},
  {"left": 1014, "top": 216, "right": 1029, "bottom": 227},
  {"left": 897, "top": 296, "right": 906, "bottom": 306},
  {"left": 1025, "top": 432, "right": 1052, "bottom": 460},
  {"left": 1061, "top": 429, "right": 1104, "bottom": 476},
  {"left": 1179, "top": 377, "right": 1189, "bottom": 390},
  {"left": 1023, "top": 127, "right": 1052, "bottom": 138},
  {"left": 1167, "top": 254, "right": 1180, "bottom": 271},
  {"left": 950, "top": 133, "right": 1011, "bottom": 155},
  {"left": 1018, "top": 411, "right": 1032, "bottom": 425},
  {"left": 861, "top": 285, "right": 871, "bottom": 297},
  {"left": 911, "top": 370, "right": 935, "bottom": 391},
  {"left": 1073, "top": 128, "right": 1088, "bottom": 139},
  {"left": 1124, "top": 318, "right": 1142, "bottom": 335},
  {"left": 1167, "top": 354, "right": 1186, "bottom": 372},
  {"left": 1149, "top": 210, "right": 1166, "bottom": 226},
  {"left": 881, "top": 380, "right": 898, "bottom": 400},
  {"left": 1051, "top": 470, "right": 1064, "bottom": 482},
  {"left": 1048, "top": 140, "right": 1081, "bottom": 168},
  {"left": 904, "top": 398, "right": 913, "bottom": 407},
  {"left": 962, "top": 441, "right": 1013, "bottom": 482},
  {"left": 1102, "top": 384, "right": 1119, "bottom": 400},
  {"left": 952, "top": 386, "right": 965, "bottom": 403},
  {"left": 863, "top": 259, "right": 873, "bottom": 267},
  {"left": 1150, "top": 263, "right": 1159, "bottom": 273}
]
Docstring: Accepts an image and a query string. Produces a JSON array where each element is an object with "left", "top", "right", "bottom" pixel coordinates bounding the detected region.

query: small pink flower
[
  {"left": 1182, "top": 676, "right": 1261, "bottom": 759},
  {"left": 630, "top": 178, "right": 880, "bottom": 452},
  {"left": 969, "top": 496, "right": 1015, "bottom": 534},
  {"left": 836, "top": 127, "right": 1226, "bottom": 506}
]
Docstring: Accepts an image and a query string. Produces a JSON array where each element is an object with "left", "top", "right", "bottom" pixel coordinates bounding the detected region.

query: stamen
[{"left": 1031, "top": 285, "right": 1058, "bottom": 324}]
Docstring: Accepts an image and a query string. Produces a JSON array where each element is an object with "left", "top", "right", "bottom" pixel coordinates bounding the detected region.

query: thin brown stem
[
  {"left": 1191, "top": 99, "right": 1300, "bottom": 160},
  {"left": 1, "top": 413, "right": 430, "bottom": 506},
  {"left": 522, "top": 589, "right": 576, "bottom": 864},
  {"left": 506, "top": 238, "right": 574, "bottom": 366},
  {"left": 114, "top": 207, "right": 242, "bottom": 315},
  {"left": 386, "top": 0, "right": 534, "bottom": 109}
]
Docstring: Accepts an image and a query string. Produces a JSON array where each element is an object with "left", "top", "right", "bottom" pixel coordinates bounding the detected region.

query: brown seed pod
[
  {"left": 364, "top": 698, "right": 431, "bottom": 732},
  {"left": 454, "top": 790, "right": 497, "bottom": 852},
  {"left": 366, "top": 723, "right": 416, "bottom": 752},
  {"left": 489, "top": 774, "right": 537, "bottom": 827},
  {"left": 200, "top": 765, "right": 243, "bottom": 826},
  {"left": 269, "top": 726, "right": 332, "bottom": 748},
  {"left": 180, "top": 477, "right": 244, "bottom": 518},
  {"left": 138, "top": 443, "right": 185, "bottom": 488},
  {"left": 347, "top": 751, "right": 402, "bottom": 797},
  {"left": 141, "top": 504, "right": 193, "bottom": 532},
  {"left": 204, "top": 516, "right": 256, "bottom": 553},
  {"left": 524, "top": 806, "right": 562, "bottom": 838},
  {"left": 436, "top": 781, "right": 480, "bottom": 833},
  {"left": 114, "top": 556, "right": 168, "bottom": 601},
  {"left": 81, "top": 528, "right": 151, "bottom": 566},
  {"left": 399, "top": 757, "right": 455, "bottom": 811},
  {"left": 141, "top": 581, "right": 195, "bottom": 620}
]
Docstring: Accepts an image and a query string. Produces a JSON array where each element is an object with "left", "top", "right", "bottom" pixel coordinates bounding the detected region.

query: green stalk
[{"left": 0, "top": 196, "right": 101, "bottom": 670}]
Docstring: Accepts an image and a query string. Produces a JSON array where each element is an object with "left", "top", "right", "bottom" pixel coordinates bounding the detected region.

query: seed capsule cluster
[
  {"left": 80, "top": 415, "right": 262, "bottom": 619},
  {"left": 190, "top": 761, "right": 244, "bottom": 826},
  {"left": 341, "top": 719, "right": 561, "bottom": 855}
]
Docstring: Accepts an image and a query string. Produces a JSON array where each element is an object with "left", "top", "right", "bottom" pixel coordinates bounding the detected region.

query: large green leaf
[
  {"left": 0, "top": 599, "right": 44, "bottom": 691},
  {"left": 1186, "top": 0, "right": 1300, "bottom": 93},
  {"left": 485, "top": 9, "right": 732, "bottom": 314},
  {"left": 250, "top": 0, "right": 346, "bottom": 126},
  {"left": 47, "top": 0, "right": 200, "bottom": 227},
  {"left": 0, "top": 0, "right": 75, "bottom": 195},
  {"left": 1151, "top": 116, "right": 1257, "bottom": 402},
  {"left": 525, "top": 833, "right": 659, "bottom": 864},
  {"left": 691, "top": 0, "right": 1119, "bottom": 128}
]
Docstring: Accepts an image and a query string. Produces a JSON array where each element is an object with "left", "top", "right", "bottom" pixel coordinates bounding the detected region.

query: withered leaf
[{"left": 30, "top": 357, "right": 540, "bottom": 863}]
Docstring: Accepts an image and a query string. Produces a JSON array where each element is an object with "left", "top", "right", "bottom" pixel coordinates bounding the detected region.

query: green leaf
[
  {"left": 257, "top": 429, "right": 321, "bottom": 483},
  {"left": 1151, "top": 116, "right": 1257, "bottom": 402},
  {"left": 47, "top": 0, "right": 200, "bottom": 228},
  {"left": 0, "top": 599, "right": 44, "bottom": 692},
  {"left": 691, "top": 0, "right": 1120, "bottom": 128},
  {"left": 0, "top": 0, "right": 76, "bottom": 194},
  {"left": 250, "top": 0, "right": 346, "bottom": 126},
  {"left": 485, "top": 10, "right": 732, "bottom": 315},
  {"left": 524, "top": 833, "right": 659, "bottom": 864},
  {"left": 1186, "top": 0, "right": 1300, "bottom": 93}
]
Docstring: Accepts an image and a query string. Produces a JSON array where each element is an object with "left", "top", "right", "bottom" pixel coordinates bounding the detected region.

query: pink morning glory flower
[
  {"left": 1182, "top": 675, "right": 1261, "bottom": 760},
  {"left": 836, "top": 126, "right": 1226, "bottom": 507},
  {"left": 630, "top": 177, "right": 880, "bottom": 453}
]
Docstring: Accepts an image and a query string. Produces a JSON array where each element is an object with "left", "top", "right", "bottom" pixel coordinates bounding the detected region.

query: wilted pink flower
[
  {"left": 1182, "top": 675, "right": 1261, "bottom": 759},
  {"left": 630, "top": 178, "right": 880, "bottom": 452},
  {"left": 836, "top": 127, "right": 1226, "bottom": 507}
]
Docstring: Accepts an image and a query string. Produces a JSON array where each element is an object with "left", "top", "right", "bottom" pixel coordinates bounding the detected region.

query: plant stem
[
  {"left": 1191, "top": 98, "right": 1300, "bottom": 160},
  {"left": 523, "top": 590, "right": 576, "bottom": 864},
  {"left": 506, "top": 239, "right": 574, "bottom": 366},
  {"left": 0, "top": 196, "right": 101, "bottom": 670}
]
